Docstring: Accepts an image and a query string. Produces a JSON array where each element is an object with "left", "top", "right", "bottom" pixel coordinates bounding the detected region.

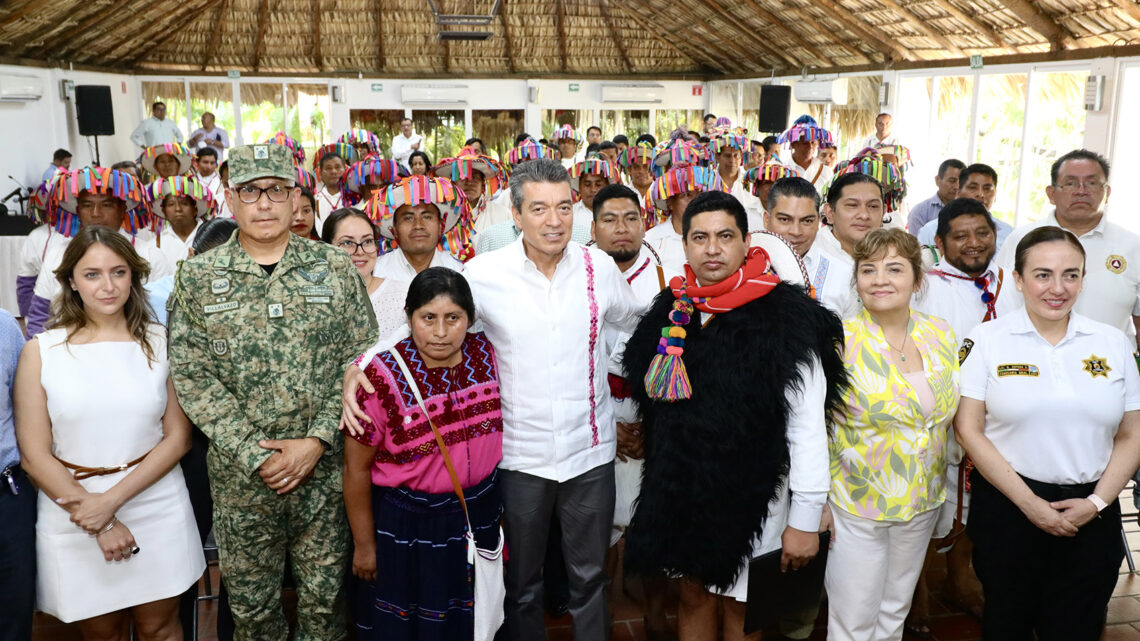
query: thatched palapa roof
[{"left": 1, "top": 0, "right": 1140, "bottom": 77}]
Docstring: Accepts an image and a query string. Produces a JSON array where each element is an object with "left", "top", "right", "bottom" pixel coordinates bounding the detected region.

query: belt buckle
[{"left": 1, "top": 467, "right": 18, "bottom": 496}]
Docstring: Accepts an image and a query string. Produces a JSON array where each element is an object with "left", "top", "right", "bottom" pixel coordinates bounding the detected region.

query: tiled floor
[{"left": 32, "top": 502, "right": 1140, "bottom": 640}]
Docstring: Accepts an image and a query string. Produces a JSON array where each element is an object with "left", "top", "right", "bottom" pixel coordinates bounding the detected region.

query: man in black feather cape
[{"left": 621, "top": 191, "right": 848, "bottom": 640}]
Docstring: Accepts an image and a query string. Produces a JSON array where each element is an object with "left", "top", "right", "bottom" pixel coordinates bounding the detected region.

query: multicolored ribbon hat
[
  {"left": 830, "top": 148, "right": 907, "bottom": 213},
  {"left": 778, "top": 115, "right": 834, "bottom": 145},
  {"left": 27, "top": 178, "right": 53, "bottom": 225},
  {"left": 745, "top": 163, "right": 796, "bottom": 197},
  {"left": 341, "top": 158, "right": 409, "bottom": 204},
  {"left": 550, "top": 124, "right": 582, "bottom": 143},
  {"left": 646, "top": 165, "right": 725, "bottom": 225},
  {"left": 263, "top": 132, "right": 305, "bottom": 166},
  {"left": 139, "top": 142, "right": 193, "bottom": 177},
  {"left": 363, "top": 175, "right": 475, "bottom": 261},
  {"left": 48, "top": 167, "right": 149, "bottom": 237},
  {"left": 312, "top": 142, "right": 359, "bottom": 175},
  {"left": 708, "top": 130, "right": 751, "bottom": 164},
  {"left": 293, "top": 166, "right": 318, "bottom": 191},
  {"left": 714, "top": 116, "right": 733, "bottom": 128},
  {"left": 652, "top": 140, "right": 712, "bottom": 176},
  {"left": 506, "top": 139, "right": 560, "bottom": 167},
  {"left": 144, "top": 176, "right": 218, "bottom": 224},
  {"left": 873, "top": 143, "right": 913, "bottom": 169},
  {"left": 337, "top": 128, "right": 382, "bottom": 156},
  {"left": 618, "top": 143, "right": 655, "bottom": 169},
  {"left": 569, "top": 158, "right": 622, "bottom": 194},
  {"left": 431, "top": 146, "right": 508, "bottom": 197}
]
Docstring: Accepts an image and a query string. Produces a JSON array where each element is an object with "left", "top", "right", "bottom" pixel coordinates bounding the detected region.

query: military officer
[{"left": 168, "top": 143, "right": 378, "bottom": 641}]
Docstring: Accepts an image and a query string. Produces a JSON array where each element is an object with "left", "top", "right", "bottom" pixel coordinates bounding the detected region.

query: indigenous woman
[
  {"left": 408, "top": 150, "right": 432, "bottom": 176},
  {"left": 344, "top": 267, "right": 503, "bottom": 640},
  {"left": 321, "top": 207, "right": 410, "bottom": 342},
  {"left": 826, "top": 228, "right": 959, "bottom": 641},
  {"left": 290, "top": 188, "right": 320, "bottom": 241},
  {"left": 140, "top": 143, "right": 193, "bottom": 182},
  {"left": 14, "top": 225, "right": 203, "bottom": 639},
  {"left": 956, "top": 226, "right": 1140, "bottom": 640},
  {"left": 145, "top": 176, "right": 217, "bottom": 265}
]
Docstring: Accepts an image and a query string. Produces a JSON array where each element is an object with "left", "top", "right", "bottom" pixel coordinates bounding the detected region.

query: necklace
[{"left": 883, "top": 331, "right": 909, "bottom": 362}]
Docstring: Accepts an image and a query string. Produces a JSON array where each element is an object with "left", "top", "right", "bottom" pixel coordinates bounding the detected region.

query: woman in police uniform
[{"left": 956, "top": 225, "right": 1140, "bottom": 640}]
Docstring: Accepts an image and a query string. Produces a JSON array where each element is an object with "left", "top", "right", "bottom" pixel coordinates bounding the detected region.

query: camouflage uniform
[{"left": 168, "top": 144, "right": 378, "bottom": 641}]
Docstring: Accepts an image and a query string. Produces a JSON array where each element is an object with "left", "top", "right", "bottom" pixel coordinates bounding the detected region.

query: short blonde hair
[{"left": 851, "top": 228, "right": 924, "bottom": 292}]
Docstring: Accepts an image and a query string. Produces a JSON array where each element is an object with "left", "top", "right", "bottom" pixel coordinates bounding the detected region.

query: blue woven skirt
[{"left": 353, "top": 469, "right": 503, "bottom": 641}]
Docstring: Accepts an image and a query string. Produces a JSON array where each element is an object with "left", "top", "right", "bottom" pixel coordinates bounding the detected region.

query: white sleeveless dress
[{"left": 35, "top": 327, "right": 205, "bottom": 622}]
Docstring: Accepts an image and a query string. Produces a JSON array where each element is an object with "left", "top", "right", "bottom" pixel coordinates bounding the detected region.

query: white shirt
[
  {"left": 158, "top": 222, "right": 202, "bottom": 267},
  {"left": 643, "top": 219, "right": 687, "bottom": 276},
  {"left": 805, "top": 227, "right": 858, "bottom": 318},
  {"left": 785, "top": 157, "right": 834, "bottom": 191},
  {"left": 462, "top": 238, "right": 643, "bottom": 481},
  {"left": 724, "top": 172, "right": 764, "bottom": 230},
  {"left": 188, "top": 126, "right": 230, "bottom": 154},
  {"left": 560, "top": 150, "right": 587, "bottom": 170},
  {"left": 390, "top": 132, "right": 424, "bottom": 170},
  {"left": 995, "top": 211, "right": 1140, "bottom": 336},
  {"left": 18, "top": 224, "right": 53, "bottom": 280},
  {"left": 859, "top": 133, "right": 901, "bottom": 151},
  {"left": 371, "top": 248, "right": 462, "bottom": 281},
  {"left": 129, "top": 117, "right": 183, "bottom": 148},
  {"left": 572, "top": 201, "right": 593, "bottom": 229},
  {"left": 471, "top": 195, "right": 514, "bottom": 236},
  {"left": 960, "top": 307, "right": 1140, "bottom": 484},
  {"left": 913, "top": 259, "right": 1013, "bottom": 342},
  {"left": 314, "top": 185, "right": 349, "bottom": 237},
  {"left": 34, "top": 228, "right": 173, "bottom": 304}
]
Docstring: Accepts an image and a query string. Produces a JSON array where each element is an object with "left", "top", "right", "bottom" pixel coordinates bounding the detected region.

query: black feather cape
[{"left": 621, "top": 281, "right": 848, "bottom": 591}]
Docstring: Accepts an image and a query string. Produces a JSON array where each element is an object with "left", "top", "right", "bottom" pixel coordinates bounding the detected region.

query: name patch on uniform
[
  {"left": 300, "top": 285, "right": 334, "bottom": 297},
  {"left": 1107, "top": 255, "right": 1127, "bottom": 274},
  {"left": 268, "top": 303, "right": 284, "bottom": 318},
  {"left": 305, "top": 296, "right": 330, "bottom": 304},
  {"left": 204, "top": 300, "right": 240, "bottom": 314},
  {"left": 211, "top": 339, "right": 228, "bottom": 355},
  {"left": 1082, "top": 355, "right": 1111, "bottom": 378},
  {"left": 211, "top": 278, "right": 230, "bottom": 294},
  {"left": 958, "top": 338, "right": 974, "bottom": 365},
  {"left": 997, "top": 363, "right": 1039, "bottom": 377}
]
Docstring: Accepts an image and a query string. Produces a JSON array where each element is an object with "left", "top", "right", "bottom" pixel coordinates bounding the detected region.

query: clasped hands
[{"left": 257, "top": 437, "right": 326, "bottom": 495}]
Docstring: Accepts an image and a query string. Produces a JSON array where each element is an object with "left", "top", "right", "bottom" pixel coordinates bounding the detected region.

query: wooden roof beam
[
  {"left": 252, "top": 0, "right": 271, "bottom": 71},
  {"left": 127, "top": 0, "right": 229, "bottom": 66},
  {"left": 1001, "top": 0, "right": 1068, "bottom": 50},
  {"left": 613, "top": 2, "right": 726, "bottom": 74},
  {"left": 30, "top": 0, "right": 146, "bottom": 59},
  {"left": 878, "top": 0, "right": 966, "bottom": 57},
  {"left": 784, "top": 7, "right": 873, "bottom": 64},
  {"left": 736, "top": 0, "right": 837, "bottom": 66},
  {"left": 650, "top": 0, "right": 772, "bottom": 71},
  {"left": 500, "top": 0, "right": 516, "bottom": 73},
  {"left": 928, "top": 0, "right": 1008, "bottom": 49},
  {"left": 0, "top": 0, "right": 56, "bottom": 30},
  {"left": 599, "top": 0, "right": 633, "bottom": 74},
  {"left": 312, "top": 0, "right": 322, "bottom": 70},
  {"left": 699, "top": 0, "right": 802, "bottom": 69},
  {"left": 556, "top": 0, "right": 568, "bottom": 73},
  {"left": 376, "top": 0, "right": 385, "bottom": 70},
  {"left": 1110, "top": 0, "right": 1140, "bottom": 27},
  {"left": 201, "top": 0, "right": 230, "bottom": 70},
  {"left": 809, "top": 0, "right": 915, "bottom": 61}
]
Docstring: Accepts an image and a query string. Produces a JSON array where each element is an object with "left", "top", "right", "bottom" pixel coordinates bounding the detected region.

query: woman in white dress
[
  {"left": 14, "top": 225, "right": 204, "bottom": 640},
  {"left": 321, "top": 207, "right": 410, "bottom": 342}
]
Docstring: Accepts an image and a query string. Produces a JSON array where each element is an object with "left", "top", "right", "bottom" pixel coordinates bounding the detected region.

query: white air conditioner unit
[
  {"left": 400, "top": 83, "right": 468, "bottom": 105},
  {"left": 0, "top": 74, "right": 44, "bottom": 101},
  {"left": 793, "top": 78, "right": 848, "bottom": 105},
  {"left": 600, "top": 83, "right": 665, "bottom": 104}
]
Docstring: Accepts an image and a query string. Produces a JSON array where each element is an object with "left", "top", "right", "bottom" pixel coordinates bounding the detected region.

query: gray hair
[{"left": 509, "top": 158, "right": 570, "bottom": 213}]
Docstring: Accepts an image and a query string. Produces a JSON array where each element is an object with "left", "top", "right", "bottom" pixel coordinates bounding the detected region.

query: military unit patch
[{"left": 958, "top": 338, "right": 974, "bottom": 365}]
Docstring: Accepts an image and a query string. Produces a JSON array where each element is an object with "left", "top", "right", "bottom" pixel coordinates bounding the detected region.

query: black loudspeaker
[
  {"left": 758, "top": 85, "right": 792, "bottom": 134},
  {"left": 76, "top": 85, "right": 115, "bottom": 136}
]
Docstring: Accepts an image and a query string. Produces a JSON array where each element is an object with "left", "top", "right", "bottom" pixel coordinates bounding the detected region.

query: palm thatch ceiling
[{"left": 2, "top": 0, "right": 1139, "bottom": 78}]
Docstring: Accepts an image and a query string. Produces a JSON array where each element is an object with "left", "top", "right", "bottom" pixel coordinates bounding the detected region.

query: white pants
[{"left": 825, "top": 503, "right": 939, "bottom": 641}]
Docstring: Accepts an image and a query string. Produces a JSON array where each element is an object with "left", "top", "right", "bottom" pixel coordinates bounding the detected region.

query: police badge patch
[
  {"left": 958, "top": 338, "right": 974, "bottom": 365},
  {"left": 1082, "top": 354, "right": 1111, "bottom": 378}
]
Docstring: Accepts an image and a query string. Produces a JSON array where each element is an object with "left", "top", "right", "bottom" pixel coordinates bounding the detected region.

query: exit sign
[
  {"left": 569, "top": 83, "right": 580, "bottom": 93},
  {"left": 371, "top": 83, "right": 383, "bottom": 92},
  {"left": 969, "top": 55, "right": 983, "bottom": 69}
]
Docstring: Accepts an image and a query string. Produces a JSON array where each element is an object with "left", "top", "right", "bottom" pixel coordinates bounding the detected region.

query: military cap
[{"left": 228, "top": 143, "right": 295, "bottom": 185}]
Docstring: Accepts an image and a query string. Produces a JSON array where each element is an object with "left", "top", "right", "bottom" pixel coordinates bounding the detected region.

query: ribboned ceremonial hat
[{"left": 228, "top": 143, "right": 296, "bottom": 185}]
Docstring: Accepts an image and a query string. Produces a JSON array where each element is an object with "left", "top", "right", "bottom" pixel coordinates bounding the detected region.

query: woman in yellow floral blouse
[{"left": 825, "top": 228, "right": 960, "bottom": 641}]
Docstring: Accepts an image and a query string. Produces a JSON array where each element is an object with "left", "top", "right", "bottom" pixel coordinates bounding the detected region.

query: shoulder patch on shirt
[
  {"left": 1082, "top": 355, "right": 1111, "bottom": 378},
  {"left": 958, "top": 338, "right": 974, "bottom": 365},
  {"left": 1107, "top": 255, "right": 1127, "bottom": 274},
  {"left": 997, "top": 363, "right": 1039, "bottom": 377}
]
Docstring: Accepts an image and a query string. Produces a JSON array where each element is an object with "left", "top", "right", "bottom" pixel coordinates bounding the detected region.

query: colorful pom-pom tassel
[{"left": 644, "top": 352, "right": 692, "bottom": 401}]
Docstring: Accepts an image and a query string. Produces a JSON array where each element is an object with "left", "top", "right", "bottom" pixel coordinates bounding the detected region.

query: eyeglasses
[
  {"left": 335, "top": 238, "right": 378, "bottom": 254},
  {"left": 235, "top": 184, "right": 292, "bottom": 204},
  {"left": 1056, "top": 179, "right": 1106, "bottom": 192}
]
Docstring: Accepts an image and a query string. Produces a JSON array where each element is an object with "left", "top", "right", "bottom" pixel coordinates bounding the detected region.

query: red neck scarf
[{"left": 671, "top": 247, "right": 781, "bottom": 313}]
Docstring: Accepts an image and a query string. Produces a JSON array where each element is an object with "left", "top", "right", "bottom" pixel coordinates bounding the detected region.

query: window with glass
[
  {"left": 471, "top": 109, "right": 525, "bottom": 161},
  {"left": 140, "top": 80, "right": 189, "bottom": 141},
  {"left": 188, "top": 82, "right": 234, "bottom": 154},
  {"left": 1112, "top": 65, "right": 1140, "bottom": 236},
  {"left": 239, "top": 83, "right": 284, "bottom": 150},
  {"left": 412, "top": 109, "right": 465, "bottom": 164},
  {"left": 599, "top": 110, "right": 649, "bottom": 140},
  {"left": 542, "top": 109, "right": 592, "bottom": 139},
  {"left": 709, "top": 82, "right": 738, "bottom": 123},
  {"left": 895, "top": 75, "right": 974, "bottom": 198},
  {"left": 285, "top": 83, "right": 331, "bottom": 164},
  {"left": 1016, "top": 70, "right": 1088, "bottom": 223},
  {"left": 739, "top": 83, "right": 764, "bottom": 136},
  {"left": 654, "top": 109, "right": 703, "bottom": 143},
  {"left": 974, "top": 73, "right": 1027, "bottom": 224},
  {"left": 349, "top": 109, "right": 405, "bottom": 157}
]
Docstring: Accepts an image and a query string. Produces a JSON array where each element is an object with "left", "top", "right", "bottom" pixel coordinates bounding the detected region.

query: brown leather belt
[{"left": 55, "top": 453, "right": 148, "bottom": 481}]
